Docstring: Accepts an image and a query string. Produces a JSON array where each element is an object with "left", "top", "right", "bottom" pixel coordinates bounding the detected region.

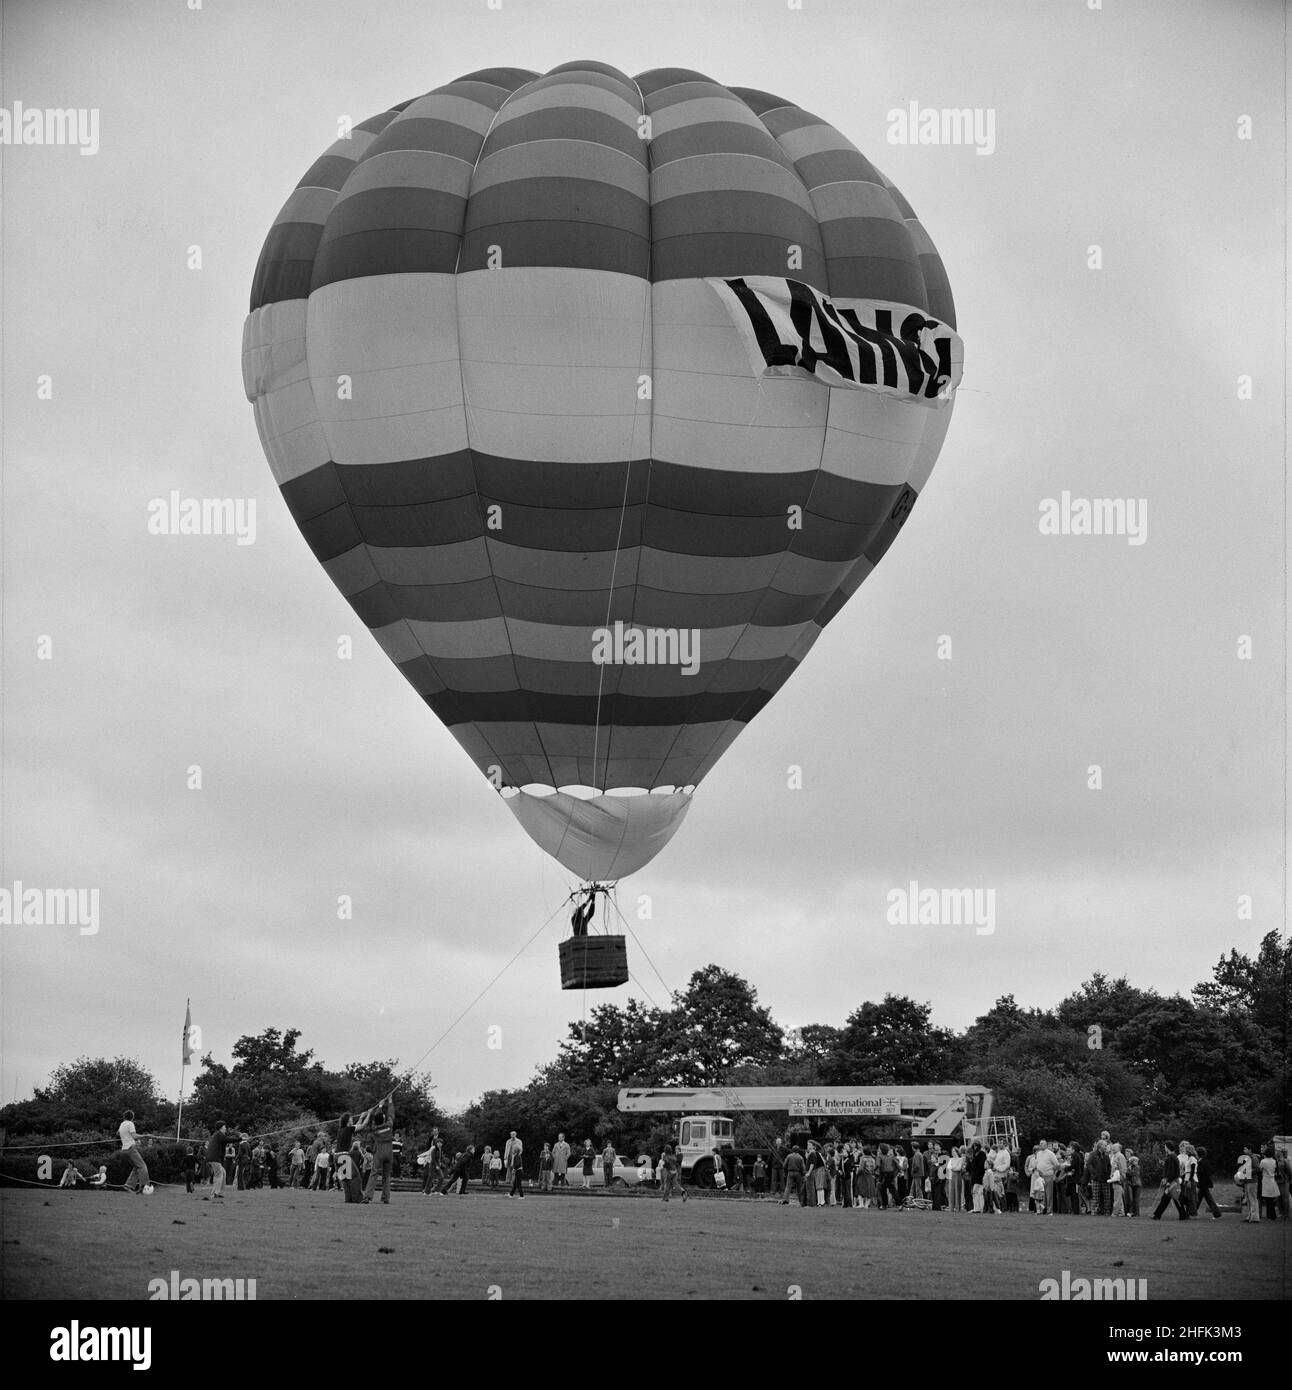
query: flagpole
[{"left": 176, "top": 997, "right": 190, "bottom": 1141}]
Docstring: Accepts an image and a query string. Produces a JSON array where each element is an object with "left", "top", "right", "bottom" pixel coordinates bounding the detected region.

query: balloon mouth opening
[{"left": 500, "top": 783, "right": 695, "bottom": 800}]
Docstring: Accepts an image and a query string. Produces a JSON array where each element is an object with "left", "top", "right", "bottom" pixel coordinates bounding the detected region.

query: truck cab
[{"left": 677, "top": 1115, "right": 734, "bottom": 1184}]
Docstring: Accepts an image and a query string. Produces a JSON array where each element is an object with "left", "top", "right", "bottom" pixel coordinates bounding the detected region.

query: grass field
[{"left": 2, "top": 1185, "right": 1287, "bottom": 1301}]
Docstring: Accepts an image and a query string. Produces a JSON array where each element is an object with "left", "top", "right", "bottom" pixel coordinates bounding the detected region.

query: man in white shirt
[
  {"left": 118, "top": 1110, "right": 151, "bottom": 1194},
  {"left": 990, "top": 1143, "right": 1011, "bottom": 1214},
  {"left": 1034, "top": 1140, "right": 1059, "bottom": 1214}
]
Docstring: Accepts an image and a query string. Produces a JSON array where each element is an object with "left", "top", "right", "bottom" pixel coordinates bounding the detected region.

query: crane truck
[{"left": 619, "top": 1085, "right": 1011, "bottom": 1187}]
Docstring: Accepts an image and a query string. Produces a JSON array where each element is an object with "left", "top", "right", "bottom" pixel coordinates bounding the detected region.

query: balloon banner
[{"left": 708, "top": 276, "right": 963, "bottom": 402}]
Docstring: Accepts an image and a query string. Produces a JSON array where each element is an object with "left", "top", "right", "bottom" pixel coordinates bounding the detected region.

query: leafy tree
[
  {"left": 11, "top": 1056, "right": 172, "bottom": 1136},
  {"left": 1055, "top": 973, "right": 1161, "bottom": 1037},
  {"left": 1194, "top": 930, "right": 1290, "bottom": 1039},
  {"left": 989, "top": 1068, "right": 1105, "bottom": 1149},
  {"left": 556, "top": 997, "right": 669, "bottom": 1087},
  {"left": 660, "top": 966, "right": 783, "bottom": 1085},
  {"left": 820, "top": 995, "right": 958, "bottom": 1085}
]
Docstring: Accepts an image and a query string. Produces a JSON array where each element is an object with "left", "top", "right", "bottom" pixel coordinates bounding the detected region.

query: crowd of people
[
  {"left": 118, "top": 1107, "right": 1291, "bottom": 1222},
  {"left": 758, "top": 1133, "right": 1277, "bottom": 1218},
  {"left": 186, "top": 1108, "right": 401, "bottom": 1205}
]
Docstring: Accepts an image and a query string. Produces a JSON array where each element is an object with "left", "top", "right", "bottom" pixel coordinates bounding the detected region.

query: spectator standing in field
[
  {"left": 307, "top": 1135, "right": 324, "bottom": 1189},
  {"left": 1033, "top": 1141, "right": 1058, "bottom": 1215},
  {"left": 877, "top": 1144, "right": 897, "bottom": 1209},
  {"left": 840, "top": 1145, "right": 856, "bottom": 1208},
  {"left": 503, "top": 1130, "right": 522, "bottom": 1173},
  {"left": 1258, "top": 1146, "right": 1281, "bottom": 1220},
  {"left": 346, "top": 1134, "right": 365, "bottom": 1202},
  {"left": 1051, "top": 1145, "right": 1069, "bottom": 1214},
  {"left": 909, "top": 1144, "right": 925, "bottom": 1207},
  {"left": 506, "top": 1133, "right": 526, "bottom": 1199},
  {"left": 1152, "top": 1143, "right": 1188, "bottom": 1220},
  {"left": 183, "top": 1145, "right": 201, "bottom": 1194},
  {"left": 770, "top": 1139, "right": 785, "bottom": 1197},
  {"left": 266, "top": 1142, "right": 281, "bottom": 1189},
  {"left": 1088, "top": 1140, "right": 1110, "bottom": 1216},
  {"left": 894, "top": 1146, "right": 908, "bottom": 1205},
  {"left": 947, "top": 1147, "right": 964, "bottom": 1212},
  {"left": 117, "top": 1111, "right": 151, "bottom": 1195},
  {"left": 538, "top": 1143, "right": 554, "bottom": 1192},
  {"left": 581, "top": 1140, "right": 596, "bottom": 1189},
  {"left": 753, "top": 1154, "right": 767, "bottom": 1193},
  {"left": 1275, "top": 1146, "right": 1291, "bottom": 1217},
  {"left": 489, "top": 1148, "right": 503, "bottom": 1187},
  {"left": 204, "top": 1123, "right": 230, "bottom": 1200},
  {"left": 968, "top": 1143, "right": 987, "bottom": 1213},
  {"left": 1108, "top": 1143, "right": 1128, "bottom": 1216},
  {"left": 1235, "top": 1148, "right": 1257, "bottom": 1220},
  {"left": 659, "top": 1143, "right": 687, "bottom": 1202},
  {"left": 1124, "top": 1148, "right": 1140, "bottom": 1216},
  {"left": 601, "top": 1140, "right": 617, "bottom": 1189},
  {"left": 812, "top": 1142, "right": 831, "bottom": 1207},
  {"left": 289, "top": 1140, "right": 305, "bottom": 1188},
  {"left": 391, "top": 1131, "right": 403, "bottom": 1179},
  {"left": 552, "top": 1133, "right": 571, "bottom": 1187},
  {"left": 312, "top": 1141, "right": 331, "bottom": 1192},
  {"left": 236, "top": 1133, "right": 253, "bottom": 1190},
  {"left": 780, "top": 1145, "right": 806, "bottom": 1205}
]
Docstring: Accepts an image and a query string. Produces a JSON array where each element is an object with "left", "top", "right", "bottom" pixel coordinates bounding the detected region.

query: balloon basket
[{"left": 559, "top": 935, "right": 629, "bottom": 990}]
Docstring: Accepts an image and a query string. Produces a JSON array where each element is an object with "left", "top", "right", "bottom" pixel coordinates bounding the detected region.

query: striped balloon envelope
[{"left": 243, "top": 62, "right": 962, "bottom": 884}]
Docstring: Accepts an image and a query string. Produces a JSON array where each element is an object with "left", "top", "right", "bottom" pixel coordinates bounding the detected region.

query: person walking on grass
[
  {"left": 1152, "top": 1143, "right": 1188, "bottom": 1220},
  {"left": 118, "top": 1111, "right": 151, "bottom": 1195},
  {"left": 659, "top": 1143, "right": 687, "bottom": 1203}
]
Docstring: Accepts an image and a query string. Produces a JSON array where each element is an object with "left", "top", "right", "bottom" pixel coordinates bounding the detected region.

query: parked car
[{"left": 577, "top": 1155, "right": 655, "bottom": 1188}]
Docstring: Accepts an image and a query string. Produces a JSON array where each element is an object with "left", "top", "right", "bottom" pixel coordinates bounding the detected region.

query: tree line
[{"left": 3, "top": 931, "right": 1285, "bottom": 1182}]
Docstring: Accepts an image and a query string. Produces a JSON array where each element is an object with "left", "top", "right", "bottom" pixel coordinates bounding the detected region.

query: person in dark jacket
[
  {"left": 968, "top": 1143, "right": 987, "bottom": 1213},
  {"left": 1087, "top": 1141, "right": 1111, "bottom": 1215},
  {"left": 1152, "top": 1144, "right": 1188, "bottom": 1219},
  {"left": 1195, "top": 1147, "right": 1222, "bottom": 1219},
  {"left": 780, "top": 1145, "right": 806, "bottom": 1205},
  {"left": 440, "top": 1144, "right": 475, "bottom": 1196},
  {"left": 362, "top": 1107, "right": 395, "bottom": 1204}
]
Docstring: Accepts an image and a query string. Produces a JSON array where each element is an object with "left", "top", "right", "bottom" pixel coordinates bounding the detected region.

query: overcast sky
[{"left": 1, "top": 0, "right": 1285, "bottom": 1114}]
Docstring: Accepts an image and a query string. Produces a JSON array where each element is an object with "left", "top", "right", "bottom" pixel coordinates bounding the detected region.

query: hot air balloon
[{"left": 242, "top": 62, "right": 962, "bottom": 987}]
